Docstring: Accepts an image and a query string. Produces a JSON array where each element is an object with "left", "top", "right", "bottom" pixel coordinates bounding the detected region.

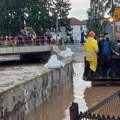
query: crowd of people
[
  {"left": 0, "top": 27, "right": 87, "bottom": 47},
  {"left": 84, "top": 31, "right": 120, "bottom": 78},
  {"left": 0, "top": 28, "right": 55, "bottom": 47}
]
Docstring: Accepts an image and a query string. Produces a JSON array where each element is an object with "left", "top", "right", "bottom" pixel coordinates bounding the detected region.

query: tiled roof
[
  {"left": 69, "top": 18, "right": 82, "bottom": 25},
  {"left": 81, "top": 20, "right": 87, "bottom": 25}
]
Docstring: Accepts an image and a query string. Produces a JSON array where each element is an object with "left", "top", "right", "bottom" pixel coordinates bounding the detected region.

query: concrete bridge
[
  {"left": 0, "top": 36, "right": 56, "bottom": 61},
  {"left": 0, "top": 45, "right": 53, "bottom": 62},
  {"left": 0, "top": 45, "right": 52, "bottom": 55}
]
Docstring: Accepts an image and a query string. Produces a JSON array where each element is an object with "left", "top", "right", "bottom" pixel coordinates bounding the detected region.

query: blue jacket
[{"left": 98, "top": 39, "right": 112, "bottom": 56}]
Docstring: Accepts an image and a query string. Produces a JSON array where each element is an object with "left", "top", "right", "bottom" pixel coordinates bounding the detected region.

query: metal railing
[
  {"left": 0, "top": 36, "right": 56, "bottom": 47},
  {"left": 69, "top": 90, "right": 120, "bottom": 120}
]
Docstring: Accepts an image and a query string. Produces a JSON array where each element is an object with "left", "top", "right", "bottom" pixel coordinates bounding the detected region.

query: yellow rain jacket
[{"left": 84, "top": 37, "right": 99, "bottom": 71}]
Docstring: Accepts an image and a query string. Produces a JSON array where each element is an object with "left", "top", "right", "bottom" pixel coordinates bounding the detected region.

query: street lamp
[
  {"left": 109, "top": 18, "right": 114, "bottom": 22},
  {"left": 109, "top": 17, "right": 115, "bottom": 40}
]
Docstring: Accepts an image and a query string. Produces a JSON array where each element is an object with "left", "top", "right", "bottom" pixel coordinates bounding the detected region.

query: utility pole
[
  {"left": 6, "top": 0, "right": 9, "bottom": 35},
  {"left": 51, "top": 0, "right": 59, "bottom": 41},
  {"left": 55, "top": 1, "right": 59, "bottom": 41},
  {"left": 111, "top": 0, "right": 115, "bottom": 40},
  {"left": 111, "top": 0, "right": 114, "bottom": 16}
]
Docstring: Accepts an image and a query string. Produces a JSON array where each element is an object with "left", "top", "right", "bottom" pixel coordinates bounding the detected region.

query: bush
[{"left": 25, "top": 27, "right": 35, "bottom": 34}]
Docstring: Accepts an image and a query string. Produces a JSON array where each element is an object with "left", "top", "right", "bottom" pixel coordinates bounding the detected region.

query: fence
[
  {"left": 0, "top": 36, "right": 56, "bottom": 47},
  {"left": 69, "top": 90, "right": 120, "bottom": 120}
]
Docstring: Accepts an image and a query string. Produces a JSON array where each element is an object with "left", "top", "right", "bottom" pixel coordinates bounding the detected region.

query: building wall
[
  {"left": 82, "top": 25, "right": 87, "bottom": 34},
  {"left": 71, "top": 25, "right": 81, "bottom": 35},
  {"left": 71, "top": 25, "right": 87, "bottom": 36}
]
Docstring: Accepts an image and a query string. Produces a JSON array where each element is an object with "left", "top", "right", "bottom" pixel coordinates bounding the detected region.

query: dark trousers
[
  {"left": 83, "top": 57, "right": 96, "bottom": 78},
  {"left": 81, "top": 37, "right": 84, "bottom": 44},
  {"left": 41, "top": 37, "right": 45, "bottom": 45},
  {"left": 83, "top": 60, "right": 90, "bottom": 77},
  {"left": 100, "top": 55, "right": 111, "bottom": 77},
  {"left": 47, "top": 37, "right": 51, "bottom": 44},
  {"left": 111, "top": 58, "right": 120, "bottom": 77}
]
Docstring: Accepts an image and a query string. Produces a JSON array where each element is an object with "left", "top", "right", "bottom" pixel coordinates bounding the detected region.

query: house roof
[
  {"left": 69, "top": 18, "right": 82, "bottom": 25},
  {"left": 81, "top": 20, "right": 87, "bottom": 25}
]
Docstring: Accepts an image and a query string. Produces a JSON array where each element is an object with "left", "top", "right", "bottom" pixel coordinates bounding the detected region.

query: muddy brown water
[
  {"left": 0, "top": 49, "right": 119, "bottom": 120},
  {"left": 26, "top": 63, "right": 120, "bottom": 120}
]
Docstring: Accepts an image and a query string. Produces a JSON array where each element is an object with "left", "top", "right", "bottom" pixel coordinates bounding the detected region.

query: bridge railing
[
  {"left": 0, "top": 36, "right": 56, "bottom": 47},
  {"left": 69, "top": 90, "right": 120, "bottom": 120}
]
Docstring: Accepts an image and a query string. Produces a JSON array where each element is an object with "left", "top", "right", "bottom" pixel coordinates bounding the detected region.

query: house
[{"left": 69, "top": 18, "right": 87, "bottom": 37}]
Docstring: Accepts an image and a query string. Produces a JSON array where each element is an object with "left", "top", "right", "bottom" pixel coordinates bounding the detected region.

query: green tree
[
  {"left": 0, "top": 0, "right": 28, "bottom": 36},
  {"left": 0, "top": 0, "right": 71, "bottom": 36},
  {"left": 87, "top": 0, "right": 105, "bottom": 38},
  {"left": 0, "top": 0, "right": 11, "bottom": 35},
  {"left": 59, "top": 0, "right": 72, "bottom": 34},
  {"left": 26, "top": 0, "right": 50, "bottom": 34},
  {"left": 49, "top": 0, "right": 72, "bottom": 33},
  {"left": 104, "top": 0, "right": 120, "bottom": 15}
]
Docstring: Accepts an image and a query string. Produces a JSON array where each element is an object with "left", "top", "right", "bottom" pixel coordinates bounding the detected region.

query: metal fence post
[
  {"left": 69, "top": 105, "right": 74, "bottom": 120},
  {"left": 69, "top": 102, "right": 79, "bottom": 120}
]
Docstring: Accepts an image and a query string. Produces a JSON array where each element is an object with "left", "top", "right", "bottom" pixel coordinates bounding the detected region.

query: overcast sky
[{"left": 69, "top": 0, "right": 90, "bottom": 20}]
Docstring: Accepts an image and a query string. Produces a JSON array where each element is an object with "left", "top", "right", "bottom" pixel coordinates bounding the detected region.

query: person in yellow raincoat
[{"left": 84, "top": 31, "right": 99, "bottom": 77}]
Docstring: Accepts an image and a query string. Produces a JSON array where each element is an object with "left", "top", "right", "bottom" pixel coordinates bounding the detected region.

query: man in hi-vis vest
[{"left": 84, "top": 31, "right": 99, "bottom": 77}]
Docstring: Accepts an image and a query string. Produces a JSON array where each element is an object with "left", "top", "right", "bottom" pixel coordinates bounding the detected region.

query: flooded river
[
  {"left": 26, "top": 63, "right": 120, "bottom": 120},
  {"left": 0, "top": 60, "right": 119, "bottom": 120},
  {"left": 0, "top": 47, "right": 120, "bottom": 120}
]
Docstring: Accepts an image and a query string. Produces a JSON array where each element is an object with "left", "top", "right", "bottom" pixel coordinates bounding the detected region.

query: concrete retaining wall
[
  {"left": 0, "top": 61, "right": 73, "bottom": 120},
  {"left": 0, "top": 46, "right": 52, "bottom": 55}
]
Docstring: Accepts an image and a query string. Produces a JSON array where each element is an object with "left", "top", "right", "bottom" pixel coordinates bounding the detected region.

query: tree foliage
[
  {"left": 0, "top": 0, "right": 71, "bottom": 36},
  {"left": 58, "top": 0, "right": 72, "bottom": 33},
  {"left": 48, "top": 0, "right": 72, "bottom": 33},
  {"left": 87, "top": 0, "right": 105, "bottom": 37},
  {"left": 103, "top": 0, "right": 120, "bottom": 15},
  {"left": 87, "top": 0, "right": 120, "bottom": 38}
]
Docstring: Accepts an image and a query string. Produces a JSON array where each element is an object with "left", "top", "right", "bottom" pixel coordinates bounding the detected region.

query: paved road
[{"left": 64, "top": 45, "right": 85, "bottom": 63}]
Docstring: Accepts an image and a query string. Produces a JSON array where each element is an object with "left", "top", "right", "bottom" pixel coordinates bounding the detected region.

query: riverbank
[{"left": 0, "top": 60, "right": 73, "bottom": 120}]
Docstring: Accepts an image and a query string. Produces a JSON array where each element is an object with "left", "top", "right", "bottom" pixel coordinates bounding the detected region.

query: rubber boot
[
  {"left": 111, "top": 71, "right": 116, "bottom": 78},
  {"left": 88, "top": 69, "right": 94, "bottom": 78},
  {"left": 107, "top": 69, "right": 111, "bottom": 78}
]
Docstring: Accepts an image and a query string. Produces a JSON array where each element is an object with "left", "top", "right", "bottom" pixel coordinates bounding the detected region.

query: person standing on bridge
[
  {"left": 19, "top": 29, "right": 28, "bottom": 45},
  {"left": 46, "top": 29, "right": 52, "bottom": 45},
  {"left": 84, "top": 31, "right": 99, "bottom": 77},
  {"left": 38, "top": 28, "right": 45, "bottom": 45}
]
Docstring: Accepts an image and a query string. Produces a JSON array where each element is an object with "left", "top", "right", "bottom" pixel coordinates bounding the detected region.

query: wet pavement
[{"left": 0, "top": 45, "right": 119, "bottom": 120}]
